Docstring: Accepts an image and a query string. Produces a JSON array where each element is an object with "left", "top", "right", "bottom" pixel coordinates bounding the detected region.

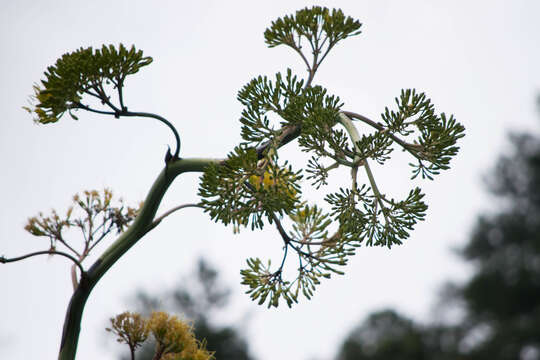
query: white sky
[{"left": 1, "top": 1, "right": 539, "bottom": 359}]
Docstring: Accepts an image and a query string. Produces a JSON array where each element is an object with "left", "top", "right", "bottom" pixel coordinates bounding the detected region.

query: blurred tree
[
  {"left": 453, "top": 130, "right": 540, "bottom": 359},
  {"left": 335, "top": 309, "right": 461, "bottom": 360},
  {"left": 118, "top": 259, "right": 254, "bottom": 360},
  {"left": 336, "top": 310, "right": 426, "bottom": 360},
  {"left": 336, "top": 100, "right": 540, "bottom": 360}
]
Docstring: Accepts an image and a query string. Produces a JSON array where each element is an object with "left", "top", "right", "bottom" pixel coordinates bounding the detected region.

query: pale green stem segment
[
  {"left": 338, "top": 113, "right": 385, "bottom": 202},
  {"left": 338, "top": 113, "right": 362, "bottom": 190},
  {"left": 58, "top": 157, "right": 220, "bottom": 360}
]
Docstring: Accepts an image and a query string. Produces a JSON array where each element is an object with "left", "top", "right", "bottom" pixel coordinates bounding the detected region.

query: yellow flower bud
[{"left": 248, "top": 168, "right": 298, "bottom": 199}]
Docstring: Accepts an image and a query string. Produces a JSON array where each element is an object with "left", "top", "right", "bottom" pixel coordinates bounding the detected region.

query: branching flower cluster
[
  {"left": 24, "top": 44, "right": 151, "bottom": 123},
  {"left": 106, "top": 311, "right": 214, "bottom": 360},
  {"left": 264, "top": 7, "right": 362, "bottom": 86},
  {"left": 23, "top": 189, "right": 140, "bottom": 288},
  {"left": 199, "top": 6, "right": 465, "bottom": 308},
  {"left": 23, "top": 44, "right": 181, "bottom": 158}
]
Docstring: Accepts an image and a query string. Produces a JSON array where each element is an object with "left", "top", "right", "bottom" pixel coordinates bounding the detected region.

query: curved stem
[
  {"left": 337, "top": 112, "right": 362, "bottom": 171},
  {"left": 144, "top": 203, "right": 203, "bottom": 235},
  {"left": 341, "top": 110, "right": 382, "bottom": 129},
  {"left": 305, "top": 58, "right": 317, "bottom": 89},
  {"left": 1, "top": 250, "right": 85, "bottom": 275},
  {"left": 290, "top": 45, "right": 311, "bottom": 74},
  {"left": 96, "top": 83, "right": 121, "bottom": 113},
  {"left": 270, "top": 213, "right": 292, "bottom": 245},
  {"left": 362, "top": 159, "right": 382, "bottom": 199},
  {"left": 57, "top": 238, "right": 82, "bottom": 259},
  {"left": 121, "top": 111, "right": 182, "bottom": 159},
  {"left": 72, "top": 104, "right": 182, "bottom": 159},
  {"left": 256, "top": 125, "right": 301, "bottom": 160},
  {"left": 339, "top": 113, "right": 389, "bottom": 225},
  {"left": 324, "top": 161, "right": 340, "bottom": 172},
  {"left": 305, "top": 69, "right": 316, "bottom": 89},
  {"left": 57, "top": 157, "right": 220, "bottom": 360},
  {"left": 342, "top": 110, "right": 423, "bottom": 161},
  {"left": 316, "top": 41, "right": 335, "bottom": 70},
  {"left": 277, "top": 242, "right": 288, "bottom": 276}
]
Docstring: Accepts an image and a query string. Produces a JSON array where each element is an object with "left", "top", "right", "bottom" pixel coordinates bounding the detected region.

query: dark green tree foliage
[
  {"left": 123, "top": 259, "right": 253, "bottom": 360},
  {"left": 337, "top": 310, "right": 426, "bottom": 360},
  {"left": 336, "top": 310, "right": 462, "bottom": 360},
  {"left": 454, "top": 132, "right": 540, "bottom": 359}
]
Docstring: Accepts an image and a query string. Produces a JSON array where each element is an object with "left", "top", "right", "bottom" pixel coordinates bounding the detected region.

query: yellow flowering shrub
[{"left": 107, "top": 311, "right": 214, "bottom": 360}]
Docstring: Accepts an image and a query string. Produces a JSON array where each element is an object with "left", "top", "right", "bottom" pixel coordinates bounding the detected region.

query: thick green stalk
[{"left": 58, "top": 157, "right": 220, "bottom": 360}]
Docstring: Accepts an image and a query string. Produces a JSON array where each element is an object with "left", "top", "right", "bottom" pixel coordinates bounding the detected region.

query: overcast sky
[{"left": 1, "top": 1, "right": 540, "bottom": 359}]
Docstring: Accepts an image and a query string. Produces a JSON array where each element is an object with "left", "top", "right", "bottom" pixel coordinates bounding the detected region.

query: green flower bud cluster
[{"left": 199, "top": 6, "right": 465, "bottom": 308}]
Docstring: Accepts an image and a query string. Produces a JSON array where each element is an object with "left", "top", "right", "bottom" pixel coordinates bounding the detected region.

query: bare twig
[
  {"left": 270, "top": 213, "right": 292, "bottom": 245},
  {"left": 73, "top": 103, "right": 116, "bottom": 116},
  {"left": 144, "top": 203, "right": 203, "bottom": 235},
  {"left": 1, "top": 250, "right": 85, "bottom": 276},
  {"left": 290, "top": 45, "right": 312, "bottom": 73},
  {"left": 96, "top": 83, "right": 121, "bottom": 113}
]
